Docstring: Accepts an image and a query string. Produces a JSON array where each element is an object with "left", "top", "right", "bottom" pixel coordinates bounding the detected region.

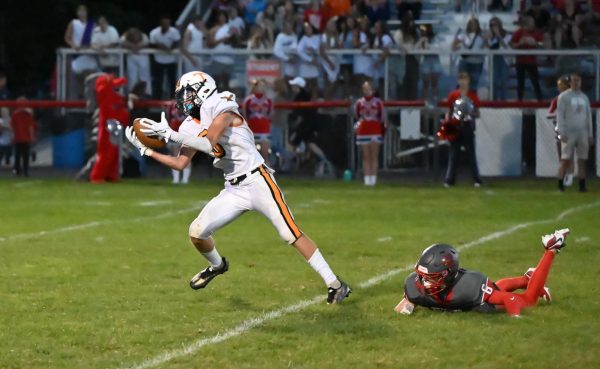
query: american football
[
  {"left": 133, "top": 117, "right": 166, "bottom": 149},
  {"left": 2, "top": 1, "right": 600, "bottom": 369}
]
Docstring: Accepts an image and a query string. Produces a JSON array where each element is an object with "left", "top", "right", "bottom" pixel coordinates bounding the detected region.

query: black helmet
[{"left": 415, "top": 244, "right": 459, "bottom": 295}]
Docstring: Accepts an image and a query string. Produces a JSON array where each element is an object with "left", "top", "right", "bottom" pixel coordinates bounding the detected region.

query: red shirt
[
  {"left": 354, "top": 96, "right": 384, "bottom": 135},
  {"left": 243, "top": 93, "right": 272, "bottom": 134},
  {"left": 446, "top": 90, "right": 480, "bottom": 110},
  {"left": 11, "top": 108, "right": 36, "bottom": 143},
  {"left": 304, "top": 8, "right": 325, "bottom": 32},
  {"left": 510, "top": 28, "right": 543, "bottom": 65}
]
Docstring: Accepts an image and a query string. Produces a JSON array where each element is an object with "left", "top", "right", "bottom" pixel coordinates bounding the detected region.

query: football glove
[
  {"left": 139, "top": 112, "right": 173, "bottom": 142},
  {"left": 125, "top": 126, "right": 153, "bottom": 156}
]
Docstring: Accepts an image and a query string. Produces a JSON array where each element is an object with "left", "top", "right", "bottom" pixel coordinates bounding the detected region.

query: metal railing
[{"left": 57, "top": 47, "right": 600, "bottom": 102}]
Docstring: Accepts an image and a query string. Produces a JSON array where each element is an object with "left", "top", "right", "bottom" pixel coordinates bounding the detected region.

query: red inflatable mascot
[{"left": 90, "top": 75, "right": 129, "bottom": 183}]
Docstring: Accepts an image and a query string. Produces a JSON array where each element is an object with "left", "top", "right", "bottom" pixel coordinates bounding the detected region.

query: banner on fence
[{"left": 476, "top": 108, "right": 522, "bottom": 176}]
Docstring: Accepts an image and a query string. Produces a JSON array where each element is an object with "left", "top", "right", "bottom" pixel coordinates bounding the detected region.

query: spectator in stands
[
  {"left": 372, "top": 20, "right": 395, "bottom": 96},
  {"left": 354, "top": 81, "right": 385, "bottom": 186},
  {"left": 416, "top": 24, "right": 442, "bottom": 104},
  {"left": 352, "top": 16, "right": 373, "bottom": 91},
  {"left": 247, "top": 25, "right": 273, "bottom": 59},
  {"left": 396, "top": 0, "right": 422, "bottom": 20},
  {"left": 149, "top": 17, "right": 181, "bottom": 99},
  {"left": 320, "top": 17, "right": 341, "bottom": 99},
  {"left": 228, "top": 6, "right": 246, "bottom": 37},
  {"left": 244, "top": 0, "right": 266, "bottom": 26},
  {"left": 525, "top": 0, "right": 552, "bottom": 31},
  {"left": 556, "top": 72, "right": 594, "bottom": 192},
  {"left": 323, "top": 0, "right": 352, "bottom": 21},
  {"left": 338, "top": 16, "right": 356, "bottom": 97},
  {"left": 181, "top": 16, "right": 206, "bottom": 73},
  {"left": 244, "top": 79, "right": 273, "bottom": 163},
  {"left": 453, "top": 17, "right": 486, "bottom": 92},
  {"left": 443, "top": 72, "right": 482, "bottom": 188},
  {"left": 486, "top": 17, "right": 512, "bottom": 100},
  {"left": 297, "top": 22, "right": 322, "bottom": 98},
  {"left": 255, "top": 3, "right": 276, "bottom": 45},
  {"left": 305, "top": 0, "right": 326, "bottom": 31},
  {"left": 510, "top": 15, "right": 544, "bottom": 100},
  {"left": 363, "top": 0, "right": 391, "bottom": 24},
  {"left": 64, "top": 5, "right": 97, "bottom": 97},
  {"left": 394, "top": 12, "right": 419, "bottom": 100},
  {"left": 288, "top": 77, "right": 333, "bottom": 170},
  {"left": 91, "top": 16, "right": 120, "bottom": 74},
  {"left": 275, "top": 0, "right": 297, "bottom": 33},
  {"left": 274, "top": 19, "right": 299, "bottom": 81},
  {"left": 0, "top": 111, "right": 11, "bottom": 168},
  {"left": 11, "top": 97, "right": 36, "bottom": 177},
  {"left": 579, "top": 0, "right": 600, "bottom": 46},
  {"left": 121, "top": 27, "right": 152, "bottom": 95},
  {"left": 554, "top": 0, "right": 583, "bottom": 48},
  {"left": 208, "top": 11, "right": 236, "bottom": 91}
]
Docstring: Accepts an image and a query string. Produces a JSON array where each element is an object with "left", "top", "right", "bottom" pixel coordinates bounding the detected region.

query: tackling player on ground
[
  {"left": 394, "top": 229, "right": 569, "bottom": 317},
  {"left": 125, "top": 71, "right": 351, "bottom": 304}
]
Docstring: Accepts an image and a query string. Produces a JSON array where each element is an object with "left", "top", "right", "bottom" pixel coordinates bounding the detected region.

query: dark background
[{"left": 0, "top": 0, "right": 189, "bottom": 96}]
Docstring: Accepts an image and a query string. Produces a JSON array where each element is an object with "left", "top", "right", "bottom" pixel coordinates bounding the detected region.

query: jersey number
[{"left": 199, "top": 129, "right": 226, "bottom": 158}]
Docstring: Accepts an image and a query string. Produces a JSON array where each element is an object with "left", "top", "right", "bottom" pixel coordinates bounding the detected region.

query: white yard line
[
  {"left": 118, "top": 200, "right": 600, "bottom": 369},
  {"left": 0, "top": 203, "right": 206, "bottom": 244}
]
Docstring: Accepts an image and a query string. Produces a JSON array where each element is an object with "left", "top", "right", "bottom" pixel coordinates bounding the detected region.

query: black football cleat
[
  {"left": 327, "top": 278, "right": 351, "bottom": 304},
  {"left": 190, "top": 257, "right": 229, "bottom": 290}
]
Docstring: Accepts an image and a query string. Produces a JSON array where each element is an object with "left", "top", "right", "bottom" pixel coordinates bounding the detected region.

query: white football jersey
[{"left": 178, "top": 91, "right": 264, "bottom": 180}]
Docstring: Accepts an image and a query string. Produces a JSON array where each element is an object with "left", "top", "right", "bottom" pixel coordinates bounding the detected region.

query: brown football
[{"left": 132, "top": 118, "right": 166, "bottom": 149}]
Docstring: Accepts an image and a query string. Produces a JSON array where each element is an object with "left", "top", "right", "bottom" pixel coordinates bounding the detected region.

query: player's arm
[
  {"left": 148, "top": 146, "right": 196, "bottom": 171},
  {"left": 164, "top": 112, "right": 240, "bottom": 152}
]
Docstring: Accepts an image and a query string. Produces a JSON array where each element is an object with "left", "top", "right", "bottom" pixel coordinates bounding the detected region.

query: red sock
[
  {"left": 495, "top": 276, "right": 529, "bottom": 292},
  {"left": 487, "top": 290, "right": 527, "bottom": 316},
  {"left": 523, "top": 251, "right": 556, "bottom": 305}
]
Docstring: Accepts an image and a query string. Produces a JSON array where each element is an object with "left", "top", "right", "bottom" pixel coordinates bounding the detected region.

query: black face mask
[{"left": 175, "top": 85, "right": 200, "bottom": 119}]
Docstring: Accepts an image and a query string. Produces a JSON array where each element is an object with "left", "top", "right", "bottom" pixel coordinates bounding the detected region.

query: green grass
[{"left": 0, "top": 177, "right": 599, "bottom": 369}]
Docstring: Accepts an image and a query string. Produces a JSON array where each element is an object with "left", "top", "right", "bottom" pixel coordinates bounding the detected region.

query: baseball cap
[{"left": 288, "top": 77, "right": 306, "bottom": 88}]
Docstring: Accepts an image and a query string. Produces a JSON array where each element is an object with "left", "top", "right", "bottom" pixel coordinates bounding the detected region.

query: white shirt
[
  {"left": 556, "top": 89, "right": 593, "bottom": 136},
  {"left": 179, "top": 91, "right": 264, "bottom": 180},
  {"left": 456, "top": 32, "right": 485, "bottom": 64},
  {"left": 228, "top": 16, "right": 245, "bottom": 35},
  {"left": 92, "top": 25, "right": 120, "bottom": 67},
  {"left": 70, "top": 19, "right": 90, "bottom": 47},
  {"left": 0, "top": 118, "right": 11, "bottom": 146},
  {"left": 149, "top": 26, "right": 181, "bottom": 64},
  {"left": 353, "top": 32, "right": 372, "bottom": 77},
  {"left": 212, "top": 24, "right": 235, "bottom": 65},
  {"left": 274, "top": 32, "right": 298, "bottom": 76},
  {"left": 185, "top": 23, "right": 204, "bottom": 53},
  {"left": 297, "top": 34, "right": 320, "bottom": 78}
]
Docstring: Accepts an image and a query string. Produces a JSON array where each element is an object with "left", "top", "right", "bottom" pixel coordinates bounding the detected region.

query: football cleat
[
  {"left": 327, "top": 278, "right": 352, "bottom": 304},
  {"left": 190, "top": 257, "right": 229, "bottom": 290},
  {"left": 524, "top": 268, "right": 552, "bottom": 303},
  {"left": 541, "top": 228, "right": 570, "bottom": 252}
]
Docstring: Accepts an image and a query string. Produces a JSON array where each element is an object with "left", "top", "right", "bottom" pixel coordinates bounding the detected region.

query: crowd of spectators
[{"left": 17, "top": 0, "right": 595, "bottom": 105}]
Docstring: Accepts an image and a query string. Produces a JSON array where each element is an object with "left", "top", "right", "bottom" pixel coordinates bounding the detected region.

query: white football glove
[
  {"left": 394, "top": 297, "right": 414, "bottom": 315},
  {"left": 125, "top": 126, "right": 153, "bottom": 156},
  {"left": 139, "top": 112, "right": 173, "bottom": 142}
]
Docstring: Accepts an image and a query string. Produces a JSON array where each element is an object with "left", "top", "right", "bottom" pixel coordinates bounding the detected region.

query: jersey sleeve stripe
[{"left": 258, "top": 166, "right": 303, "bottom": 239}]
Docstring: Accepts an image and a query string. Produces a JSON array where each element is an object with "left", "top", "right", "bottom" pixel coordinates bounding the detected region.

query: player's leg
[
  {"left": 251, "top": 166, "right": 351, "bottom": 303},
  {"left": 575, "top": 133, "right": 589, "bottom": 192},
  {"left": 444, "top": 139, "right": 460, "bottom": 186},
  {"left": 188, "top": 187, "right": 250, "bottom": 289},
  {"left": 181, "top": 163, "right": 192, "bottom": 184},
  {"left": 495, "top": 276, "right": 529, "bottom": 292}
]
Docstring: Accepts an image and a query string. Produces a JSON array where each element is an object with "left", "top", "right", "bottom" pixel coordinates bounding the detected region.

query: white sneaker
[{"left": 563, "top": 174, "right": 574, "bottom": 187}]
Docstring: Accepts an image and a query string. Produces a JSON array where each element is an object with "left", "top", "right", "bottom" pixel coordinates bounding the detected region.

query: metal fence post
[
  {"left": 347, "top": 98, "right": 356, "bottom": 173},
  {"left": 488, "top": 50, "right": 494, "bottom": 101}
]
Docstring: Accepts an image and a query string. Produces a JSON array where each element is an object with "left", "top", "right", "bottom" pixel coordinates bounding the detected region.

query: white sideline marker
[{"left": 118, "top": 200, "right": 600, "bottom": 369}]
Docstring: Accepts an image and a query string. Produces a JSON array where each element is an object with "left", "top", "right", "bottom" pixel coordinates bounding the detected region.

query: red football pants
[{"left": 486, "top": 251, "right": 556, "bottom": 316}]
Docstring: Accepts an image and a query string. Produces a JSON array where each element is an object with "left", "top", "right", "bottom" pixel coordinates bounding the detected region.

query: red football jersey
[
  {"left": 354, "top": 96, "right": 384, "bottom": 136},
  {"left": 243, "top": 93, "right": 272, "bottom": 134}
]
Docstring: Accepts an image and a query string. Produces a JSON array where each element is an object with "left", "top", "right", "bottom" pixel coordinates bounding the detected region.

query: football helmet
[
  {"left": 415, "top": 244, "right": 459, "bottom": 296},
  {"left": 174, "top": 71, "right": 217, "bottom": 117}
]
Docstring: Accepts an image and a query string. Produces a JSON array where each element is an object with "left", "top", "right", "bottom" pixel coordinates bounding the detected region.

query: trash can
[{"left": 53, "top": 128, "right": 85, "bottom": 168}]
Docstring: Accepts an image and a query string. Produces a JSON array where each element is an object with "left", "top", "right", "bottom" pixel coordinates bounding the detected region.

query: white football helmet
[{"left": 174, "top": 71, "right": 217, "bottom": 116}]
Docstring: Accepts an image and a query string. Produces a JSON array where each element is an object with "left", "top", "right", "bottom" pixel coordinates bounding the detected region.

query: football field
[{"left": 1, "top": 177, "right": 599, "bottom": 369}]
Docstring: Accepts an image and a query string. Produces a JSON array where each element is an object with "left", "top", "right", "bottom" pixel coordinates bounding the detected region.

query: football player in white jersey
[{"left": 125, "top": 71, "right": 351, "bottom": 304}]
